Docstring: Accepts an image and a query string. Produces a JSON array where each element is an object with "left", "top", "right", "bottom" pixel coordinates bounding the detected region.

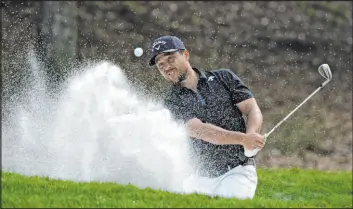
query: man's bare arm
[
  {"left": 186, "top": 117, "right": 265, "bottom": 150},
  {"left": 237, "top": 98, "right": 263, "bottom": 134},
  {"left": 186, "top": 118, "right": 246, "bottom": 145}
]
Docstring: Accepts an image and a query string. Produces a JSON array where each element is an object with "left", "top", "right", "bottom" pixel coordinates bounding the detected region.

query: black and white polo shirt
[{"left": 164, "top": 67, "right": 255, "bottom": 177}]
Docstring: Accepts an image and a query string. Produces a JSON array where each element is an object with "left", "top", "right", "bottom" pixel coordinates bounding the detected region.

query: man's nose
[{"left": 163, "top": 63, "right": 171, "bottom": 72}]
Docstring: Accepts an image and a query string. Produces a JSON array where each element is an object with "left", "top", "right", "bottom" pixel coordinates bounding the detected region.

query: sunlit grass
[{"left": 2, "top": 168, "right": 352, "bottom": 208}]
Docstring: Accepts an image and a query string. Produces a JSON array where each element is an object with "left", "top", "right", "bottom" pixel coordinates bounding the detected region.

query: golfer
[{"left": 149, "top": 35, "right": 265, "bottom": 199}]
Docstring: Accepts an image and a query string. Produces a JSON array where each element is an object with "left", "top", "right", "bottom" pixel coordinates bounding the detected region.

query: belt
[
  {"left": 196, "top": 158, "right": 256, "bottom": 178},
  {"left": 242, "top": 158, "right": 256, "bottom": 167},
  {"left": 227, "top": 158, "right": 256, "bottom": 171}
]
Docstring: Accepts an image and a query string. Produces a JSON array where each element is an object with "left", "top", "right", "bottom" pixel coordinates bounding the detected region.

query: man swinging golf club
[
  {"left": 149, "top": 35, "right": 265, "bottom": 199},
  {"left": 148, "top": 35, "right": 333, "bottom": 199}
]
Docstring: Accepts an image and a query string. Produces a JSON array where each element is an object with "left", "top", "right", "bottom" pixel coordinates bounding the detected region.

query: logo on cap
[{"left": 152, "top": 40, "right": 166, "bottom": 51}]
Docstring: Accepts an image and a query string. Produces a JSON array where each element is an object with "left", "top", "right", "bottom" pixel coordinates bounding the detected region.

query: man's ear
[{"left": 184, "top": 49, "right": 190, "bottom": 60}]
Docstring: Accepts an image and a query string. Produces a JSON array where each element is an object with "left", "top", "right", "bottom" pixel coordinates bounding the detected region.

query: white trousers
[{"left": 182, "top": 164, "right": 258, "bottom": 199}]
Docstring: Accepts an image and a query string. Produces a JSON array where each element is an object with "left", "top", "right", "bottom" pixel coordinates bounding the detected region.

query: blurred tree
[{"left": 36, "top": 1, "right": 78, "bottom": 88}]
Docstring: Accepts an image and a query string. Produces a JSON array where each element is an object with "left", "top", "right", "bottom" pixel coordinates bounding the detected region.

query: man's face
[{"left": 155, "top": 50, "right": 189, "bottom": 84}]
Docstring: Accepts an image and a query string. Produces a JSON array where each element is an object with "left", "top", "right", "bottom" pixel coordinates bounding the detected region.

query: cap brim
[
  {"left": 149, "top": 49, "right": 180, "bottom": 66},
  {"left": 149, "top": 55, "right": 157, "bottom": 66}
]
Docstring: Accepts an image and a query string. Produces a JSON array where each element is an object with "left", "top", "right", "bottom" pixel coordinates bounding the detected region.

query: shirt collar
[
  {"left": 193, "top": 67, "right": 207, "bottom": 81},
  {"left": 170, "top": 67, "right": 207, "bottom": 92}
]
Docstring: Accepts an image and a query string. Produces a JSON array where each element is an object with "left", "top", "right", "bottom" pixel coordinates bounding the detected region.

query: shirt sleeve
[
  {"left": 219, "top": 69, "right": 254, "bottom": 104},
  {"left": 164, "top": 98, "right": 196, "bottom": 123}
]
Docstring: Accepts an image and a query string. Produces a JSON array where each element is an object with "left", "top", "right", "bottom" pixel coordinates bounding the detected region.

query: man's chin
[
  {"left": 168, "top": 77, "right": 182, "bottom": 85},
  {"left": 167, "top": 72, "right": 187, "bottom": 85},
  {"left": 170, "top": 79, "right": 180, "bottom": 85},
  {"left": 177, "top": 72, "right": 187, "bottom": 84}
]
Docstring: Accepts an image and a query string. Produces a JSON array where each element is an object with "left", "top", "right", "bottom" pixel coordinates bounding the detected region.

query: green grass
[{"left": 2, "top": 168, "right": 352, "bottom": 208}]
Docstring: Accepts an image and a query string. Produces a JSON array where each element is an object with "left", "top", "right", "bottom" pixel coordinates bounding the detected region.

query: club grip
[
  {"left": 244, "top": 133, "right": 268, "bottom": 157},
  {"left": 244, "top": 148, "right": 260, "bottom": 157}
]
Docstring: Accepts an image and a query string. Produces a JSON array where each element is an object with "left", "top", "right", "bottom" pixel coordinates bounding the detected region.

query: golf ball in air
[{"left": 134, "top": 47, "right": 143, "bottom": 57}]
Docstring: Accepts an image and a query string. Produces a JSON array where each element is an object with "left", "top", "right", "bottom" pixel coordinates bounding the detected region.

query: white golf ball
[{"left": 134, "top": 47, "right": 143, "bottom": 57}]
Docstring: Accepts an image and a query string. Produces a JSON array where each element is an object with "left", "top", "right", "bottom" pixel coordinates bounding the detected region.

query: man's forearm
[
  {"left": 186, "top": 118, "right": 246, "bottom": 145},
  {"left": 246, "top": 108, "right": 263, "bottom": 133}
]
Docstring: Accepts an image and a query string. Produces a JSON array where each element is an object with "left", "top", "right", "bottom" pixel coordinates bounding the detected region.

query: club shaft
[{"left": 265, "top": 85, "right": 324, "bottom": 138}]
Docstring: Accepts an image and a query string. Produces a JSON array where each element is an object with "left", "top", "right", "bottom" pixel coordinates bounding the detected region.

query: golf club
[{"left": 244, "top": 64, "right": 333, "bottom": 157}]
